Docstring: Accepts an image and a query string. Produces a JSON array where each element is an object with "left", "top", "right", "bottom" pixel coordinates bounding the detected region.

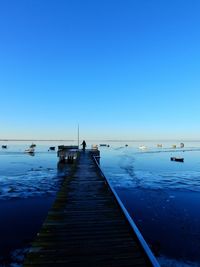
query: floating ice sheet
[{"left": 0, "top": 167, "right": 61, "bottom": 200}]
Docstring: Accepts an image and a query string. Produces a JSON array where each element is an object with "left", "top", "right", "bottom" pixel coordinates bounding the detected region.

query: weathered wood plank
[{"left": 23, "top": 151, "right": 154, "bottom": 267}]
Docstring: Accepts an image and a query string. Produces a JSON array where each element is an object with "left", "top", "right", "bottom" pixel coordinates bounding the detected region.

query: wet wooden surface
[{"left": 23, "top": 151, "right": 153, "bottom": 267}]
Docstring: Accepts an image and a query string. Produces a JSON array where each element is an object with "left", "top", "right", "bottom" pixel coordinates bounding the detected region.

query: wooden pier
[{"left": 23, "top": 150, "right": 159, "bottom": 267}]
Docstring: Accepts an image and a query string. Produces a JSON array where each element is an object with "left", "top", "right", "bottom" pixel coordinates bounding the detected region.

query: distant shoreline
[
  {"left": 1, "top": 139, "right": 200, "bottom": 142},
  {"left": 0, "top": 139, "right": 75, "bottom": 142}
]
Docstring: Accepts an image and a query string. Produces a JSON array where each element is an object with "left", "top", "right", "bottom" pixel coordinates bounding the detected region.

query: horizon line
[{"left": 1, "top": 139, "right": 200, "bottom": 142}]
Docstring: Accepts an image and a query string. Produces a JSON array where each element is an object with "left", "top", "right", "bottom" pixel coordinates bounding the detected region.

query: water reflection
[{"left": 25, "top": 152, "right": 35, "bottom": 157}]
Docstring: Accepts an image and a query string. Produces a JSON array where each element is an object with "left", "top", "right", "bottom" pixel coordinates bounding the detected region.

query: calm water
[
  {"left": 1, "top": 140, "right": 200, "bottom": 266},
  {"left": 0, "top": 141, "right": 72, "bottom": 265},
  {"left": 100, "top": 141, "right": 200, "bottom": 267}
]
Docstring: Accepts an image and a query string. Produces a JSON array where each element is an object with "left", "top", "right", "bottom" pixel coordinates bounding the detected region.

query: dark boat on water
[
  {"left": 2, "top": 145, "right": 7, "bottom": 149},
  {"left": 170, "top": 157, "right": 184, "bottom": 162},
  {"left": 99, "top": 144, "right": 109, "bottom": 147},
  {"left": 30, "top": 143, "right": 36, "bottom": 148},
  {"left": 180, "top": 142, "right": 184, "bottom": 148},
  {"left": 49, "top": 146, "right": 55, "bottom": 151},
  {"left": 25, "top": 147, "right": 35, "bottom": 154}
]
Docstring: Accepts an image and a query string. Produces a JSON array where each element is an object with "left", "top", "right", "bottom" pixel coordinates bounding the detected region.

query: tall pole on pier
[{"left": 78, "top": 124, "right": 79, "bottom": 149}]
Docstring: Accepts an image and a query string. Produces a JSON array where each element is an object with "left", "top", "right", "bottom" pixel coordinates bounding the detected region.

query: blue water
[
  {"left": 0, "top": 141, "right": 72, "bottom": 200},
  {"left": 99, "top": 141, "right": 200, "bottom": 266},
  {"left": 101, "top": 147, "right": 200, "bottom": 191},
  {"left": 0, "top": 141, "right": 72, "bottom": 265},
  {"left": 1, "top": 140, "right": 200, "bottom": 266}
]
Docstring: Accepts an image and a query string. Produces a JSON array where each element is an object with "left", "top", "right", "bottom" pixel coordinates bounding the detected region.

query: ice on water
[
  {"left": 101, "top": 146, "right": 200, "bottom": 192},
  {"left": 99, "top": 143, "right": 200, "bottom": 266},
  {"left": 0, "top": 147, "right": 64, "bottom": 200}
]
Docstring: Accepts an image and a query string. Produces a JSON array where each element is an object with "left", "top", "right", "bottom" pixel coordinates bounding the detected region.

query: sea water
[
  {"left": 0, "top": 140, "right": 73, "bottom": 265},
  {"left": 99, "top": 141, "right": 200, "bottom": 267},
  {"left": 0, "top": 140, "right": 200, "bottom": 266}
]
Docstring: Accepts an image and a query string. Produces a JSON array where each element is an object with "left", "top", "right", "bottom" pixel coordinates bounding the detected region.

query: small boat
[
  {"left": 25, "top": 147, "right": 35, "bottom": 154},
  {"left": 49, "top": 146, "right": 55, "bottom": 151},
  {"left": 91, "top": 144, "right": 98, "bottom": 150},
  {"left": 172, "top": 145, "right": 176, "bottom": 148},
  {"left": 99, "top": 144, "right": 108, "bottom": 147},
  {"left": 170, "top": 157, "right": 184, "bottom": 162},
  {"left": 139, "top": 145, "right": 147, "bottom": 150},
  {"left": 2, "top": 145, "right": 7, "bottom": 149},
  {"left": 157, "top": 144, "right": 162, "bottom": 148},
  {"left": 180, "top": 143, "right": 184, "bottom": 148},
  {"left": 125, "top": 144, "right": 128, "bottom": 147},
  {"left": 30, "top": 143, "right": 36, "bottom": 148}
]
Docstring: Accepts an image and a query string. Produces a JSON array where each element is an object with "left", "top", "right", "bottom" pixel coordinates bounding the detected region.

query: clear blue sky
[{"left": 0, "top": 0, "right": 200, "bottom": 140}]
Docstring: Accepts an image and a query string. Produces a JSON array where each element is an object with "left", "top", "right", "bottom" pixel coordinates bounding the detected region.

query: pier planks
[{"left": 23, "top": 151, "right": 153, "bottom": 267}]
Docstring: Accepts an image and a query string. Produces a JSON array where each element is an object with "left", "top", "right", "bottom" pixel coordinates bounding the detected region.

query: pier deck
[{"left": 24, "top": 151, "right": 155, "bottom": 267}]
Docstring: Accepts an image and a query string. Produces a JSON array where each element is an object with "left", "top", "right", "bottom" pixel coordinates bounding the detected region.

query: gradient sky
[{"left": 0, "top": 0, "right": 200, "bottom": 140}]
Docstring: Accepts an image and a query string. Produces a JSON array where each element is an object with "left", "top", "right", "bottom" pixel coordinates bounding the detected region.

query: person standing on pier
[{"left": 81, "top": 140, "right": 86, "bottom": 151}]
